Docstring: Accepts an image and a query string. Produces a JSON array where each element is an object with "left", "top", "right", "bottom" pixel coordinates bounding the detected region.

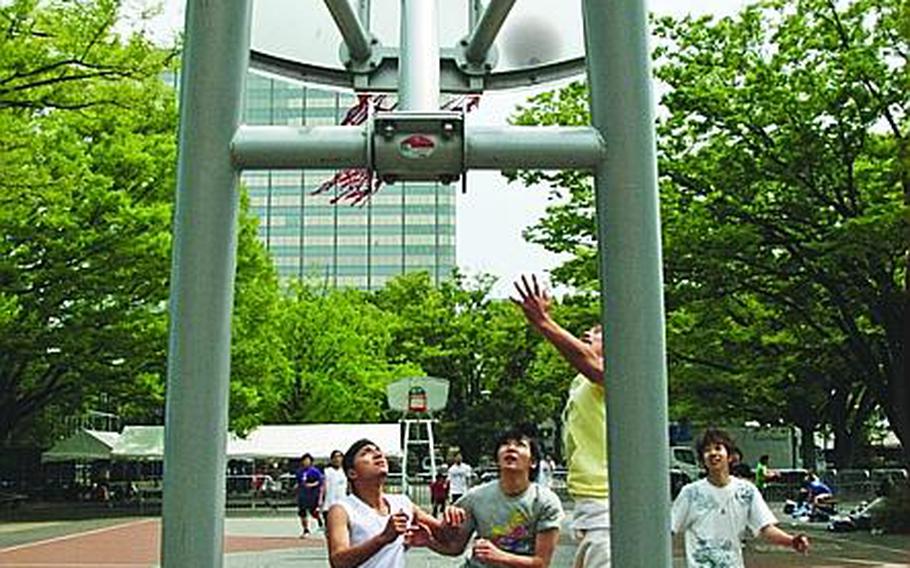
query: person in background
[
  {"left": 322, "top": 449, "right": 348, "bottom": 518},
  {"left": 805, "top": 471, "right": 835, "bottom": 510},
  {"left": 754, "top": 454, "right": 778, "bottom": 494},
  {"left": 537, "top": 454, "right": 556, "bottom": 488},
  {"left": 430, "top": 472, "right": 449, "bottom": 518},
  {"left": 447, "top": 452, "right": 474, "bottom": 504},
  {"left": 296, "top": 453, "right": 324, "bottom": 537},
  {"left": 730, "top": 447, "right": 753, "bottom": 480}
]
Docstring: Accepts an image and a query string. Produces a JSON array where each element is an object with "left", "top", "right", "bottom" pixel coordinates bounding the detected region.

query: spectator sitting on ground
[{"left": 805, "top": 471, "right": 835, "bottom": 509}]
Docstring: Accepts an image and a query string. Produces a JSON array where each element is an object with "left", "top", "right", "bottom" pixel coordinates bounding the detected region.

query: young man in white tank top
[{"left": 325, "top": 439, "right": 450, "bottom": 568}]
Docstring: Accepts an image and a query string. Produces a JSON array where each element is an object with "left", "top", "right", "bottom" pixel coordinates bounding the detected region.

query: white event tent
[{"left": 110, "top": 423, "right": 402, "bottom": 460}]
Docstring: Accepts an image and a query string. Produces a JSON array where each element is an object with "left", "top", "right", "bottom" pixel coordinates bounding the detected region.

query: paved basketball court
[{"left": 1, "top": 510, "right": 908, "bottom": 567}]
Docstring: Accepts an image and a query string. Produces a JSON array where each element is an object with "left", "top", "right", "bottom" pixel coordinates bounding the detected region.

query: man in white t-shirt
[
  {"left": 671, "top": 428, "right": 810, "bottom": 568},
  {"left": 321, "top": 449, "right": 348, "bottom": 516},
  {"left": 446, "top": 453, "right": 473, "bottom": 503}
]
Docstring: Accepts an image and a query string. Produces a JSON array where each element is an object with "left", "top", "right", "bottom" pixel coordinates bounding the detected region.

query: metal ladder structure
[{"left": 400, "top": 417, "right": 438, "bottom": 497}]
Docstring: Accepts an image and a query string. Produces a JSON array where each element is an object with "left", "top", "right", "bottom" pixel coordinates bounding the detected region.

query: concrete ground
[{"left": 1, "top": 503, "right": 907, "bottom": 567}]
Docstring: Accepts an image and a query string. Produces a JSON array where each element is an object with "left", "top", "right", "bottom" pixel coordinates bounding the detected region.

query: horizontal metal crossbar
[{"left": 230, "top": 124, "right": 604, "bottom": 171}]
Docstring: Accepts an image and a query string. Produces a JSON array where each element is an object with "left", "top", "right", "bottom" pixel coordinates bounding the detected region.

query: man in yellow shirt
[{"left": 512, "top": 275, "right": 609, "bottom": 567}]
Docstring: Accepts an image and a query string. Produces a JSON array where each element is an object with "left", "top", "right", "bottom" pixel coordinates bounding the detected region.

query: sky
[{"left": 122, "top": 0, "right": 750, "bottom": 297}]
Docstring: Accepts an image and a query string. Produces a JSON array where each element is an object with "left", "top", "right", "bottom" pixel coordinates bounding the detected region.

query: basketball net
[{"left": 313, "top": 94, "right": 481, "bottom": 205}]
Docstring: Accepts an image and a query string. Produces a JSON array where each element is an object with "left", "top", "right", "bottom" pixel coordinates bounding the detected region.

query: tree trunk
[
  {"left": 832, "top": 426, "right": 858, "bottom": 468},
  {"left": 798, "top": 424, "right": 817, "bottom": 470},
  {"left": 886, "top": 349, "right": 909, "bottom": 466}
]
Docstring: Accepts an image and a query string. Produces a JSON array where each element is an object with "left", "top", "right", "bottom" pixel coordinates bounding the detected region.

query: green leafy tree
[
  {"left": 511, "top": 0, "right": 908, "bottom": 465},
  {"left": 0, "top": 0, "right": 291, "bottom": 445},
  {"left": 371, "top": 272, "right": 565, "bottom": 464},
  {"left": 273, "top": 283, "right": 419, "bottom": 424},
  {"left": 0, "top": 0, "right": 177, "bottom": 444},
  {"left": 227, "top": 195, "right": 293, "bottom": 434}
]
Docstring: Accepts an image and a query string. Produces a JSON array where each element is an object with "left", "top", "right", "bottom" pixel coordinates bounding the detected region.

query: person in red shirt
[{"left": 429, "top": 472, "right": 449, "bottom": 517}]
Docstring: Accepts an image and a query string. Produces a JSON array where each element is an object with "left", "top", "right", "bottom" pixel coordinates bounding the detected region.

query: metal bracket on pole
[
  {"left": 324, "top": 0, "right": 375, "bottom": 63},
  {"left": 372, "top": 112, "right": 464, "bottom": 184},
  {"left": 456, "top": 0, "right": 514, "bottom": 75}
]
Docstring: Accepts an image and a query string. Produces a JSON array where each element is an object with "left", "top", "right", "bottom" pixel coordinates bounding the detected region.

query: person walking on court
[
  {"left": 429, "top": 472, "right": 449, "bottom": 518},
  {"left": 512, "top": 274, "right": 609, "bottom": 567},
  {"left": 322, "top": 450, "right": 348, "bottom": 518},
  {"left": 754, "top": 454, "right": 777, "bottom": 493},
  {"left": 295, "top": 453, "right": 324, "bottom": 536}
]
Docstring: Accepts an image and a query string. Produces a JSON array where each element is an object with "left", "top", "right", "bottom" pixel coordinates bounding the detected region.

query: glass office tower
[{"left": 241, "top": 72, "right": 456, "bottom": 290}]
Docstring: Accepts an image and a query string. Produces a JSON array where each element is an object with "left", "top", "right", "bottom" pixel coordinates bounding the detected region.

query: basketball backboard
[
  {"left": 250, "top": 0, "right": 585, "bottom": 92},
  {"left": 386, "top": 376, "right": 449, "bottom": 414}
]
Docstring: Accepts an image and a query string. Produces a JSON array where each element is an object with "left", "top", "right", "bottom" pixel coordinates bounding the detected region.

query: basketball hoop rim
[{"left": 250, "top": 49, "right": 586, "bottom": 93}]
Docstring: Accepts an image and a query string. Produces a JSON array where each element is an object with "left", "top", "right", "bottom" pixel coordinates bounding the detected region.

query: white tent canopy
[
  {"left": 111, "top": 425, "right": 165, "bottom": 459},
  {"left": 110, "top": 423, "right": 402, "bottom": 460},
  {"left": 41, "top": 429, "right": 121, "bottom": 463}
]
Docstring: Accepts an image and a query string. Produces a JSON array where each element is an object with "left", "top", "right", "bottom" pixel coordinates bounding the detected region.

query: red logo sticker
[{"left": 400, "top": 134, "right": 436, "bottom": 159}]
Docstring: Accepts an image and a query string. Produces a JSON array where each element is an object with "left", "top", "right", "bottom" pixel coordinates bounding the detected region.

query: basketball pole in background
[{"left": 166, "top": 1, "right": 670, "bottom": 566}]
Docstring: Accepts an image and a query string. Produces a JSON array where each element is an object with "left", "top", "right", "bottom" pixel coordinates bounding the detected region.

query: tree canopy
[
  {"left": 0, "top": 0, "right": 288, "bottom": 446},
  {"left": 510, "top": 0, "right": 908, "bottom": 465}
]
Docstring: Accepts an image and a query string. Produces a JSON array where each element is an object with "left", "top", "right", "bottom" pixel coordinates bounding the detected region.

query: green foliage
[
  {"left": 0, "top": 0, "right": 178, "bottom": 444},
  {"left": 273, "top": 283, "right": 420, "bottom": 424},
  {"left": 509, "top": 0, "right": 908, "bottom": 465},
  {"left": 0, "top": 0, "right": 288, "bottom": 445},
  {"left": 228, "top": 194, "right": 292, "bottom": 434},
  {"left": 370, "top": 272, "right": 565, "bottom": 463}
]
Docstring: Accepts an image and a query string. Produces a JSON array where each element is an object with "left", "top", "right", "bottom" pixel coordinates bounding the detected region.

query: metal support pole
[
  {"left": 426, "top": 419, "right": 437, "bottom": 480},
  {"left": 324, "top": 0, "right": 372, "bottom": 62},
  {"left": 401, "top": 420, "right": 411, "bottom": 495},
  {"left": 163, "top": 2, "right": 252, "bottom": 567},
  {"left": 399, "top": 0, "right": 439, "bottom": 110},
  {"left": 464, "top": 0, "right": 515, "bottom": 64},
  {"left": 582, "top": 1, "right": 671, "bottom": 566}
]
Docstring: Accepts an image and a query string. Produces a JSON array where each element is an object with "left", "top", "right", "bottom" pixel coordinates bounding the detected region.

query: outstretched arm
[
  {"left": 760, "top": 524, "right": 809, "bottom": 554},
  {"left": 511, "top": 274, "right": 604, "bottom": 385}
]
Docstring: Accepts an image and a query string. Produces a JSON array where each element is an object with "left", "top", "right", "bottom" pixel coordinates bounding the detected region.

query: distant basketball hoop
[{"left": 387, "top": 376, "right": 449, "bottom": 415}]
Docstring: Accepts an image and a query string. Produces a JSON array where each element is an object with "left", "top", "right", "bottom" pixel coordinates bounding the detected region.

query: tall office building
[{"left": 241, "top": 71, "right": 456, "bottom": 290}]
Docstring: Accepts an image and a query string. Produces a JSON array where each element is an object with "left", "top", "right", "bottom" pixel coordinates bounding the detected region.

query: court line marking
[
  {"left": 0, "top": 518, "right": 156, "bottom": 554},
  {"left": 4, "top": 562, "right": 157, "bottom": 568},
  {"left": 825, "top": 560, "right": 909, "bottom": 568},
  {"left": 811, "top": 533, "right": 909, "bottom": 557}
]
